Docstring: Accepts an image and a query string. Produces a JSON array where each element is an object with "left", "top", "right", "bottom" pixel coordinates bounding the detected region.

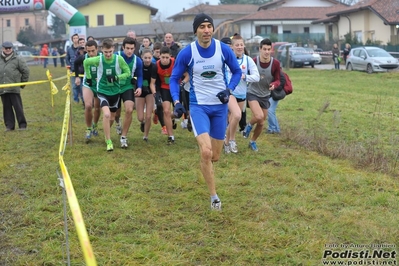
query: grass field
[{"left": 0, "top": 66, "right": 398, "bottom": 265}]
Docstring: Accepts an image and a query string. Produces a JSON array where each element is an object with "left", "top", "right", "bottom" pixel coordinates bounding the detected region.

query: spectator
[
  {"left": 343, "top": 43, "right": 351, "bottom": 64},
  {"left": 58, "top": 46, "right": 65, "bottom": 67},
  {"left": 40, "top": 44, "right": 49, "bottom": 68},
  {"left": 0, "top": 41, "right": 30, "bottom": 131},
  {"left": 51, "top": 47, "right": 58, "bottom": 67},
  {"left": 66, "top": 33, "right": 83, "bottom": 104},
  {"left": 332, "top": 43, "right": 340, "bottom": 70},
  {"left": 163, "top": 33, "right": 181, "bottom": 58}
]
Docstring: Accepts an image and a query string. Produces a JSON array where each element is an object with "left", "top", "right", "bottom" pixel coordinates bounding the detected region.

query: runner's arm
[
  {"left": 170, "top": 47, "right": 192, "bottom": 103},
  {"left": 83, "top": 56, "right": 100, "bottom": 79},
  {"left": 116, "top": 55, "right": 132, "bottom": 81}
]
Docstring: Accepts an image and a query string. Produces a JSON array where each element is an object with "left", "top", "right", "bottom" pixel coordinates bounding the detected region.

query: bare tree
[{"left": 189, "top": 0, "right": 208, "bottom": 7}]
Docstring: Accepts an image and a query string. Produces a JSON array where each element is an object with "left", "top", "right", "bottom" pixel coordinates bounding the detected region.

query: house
[
  {"left": 167, "top": 3, "right": 259, "bottom": 40},
  {"left": 76, "top": 0, "right": 158, "bottom": 27},
  {"left": 313, "top": 0, "right": 399, "bottom": 45},
  {"left": 0, "top": 10, "right": 48, "bottom": 43},
  {"left": 86, "top": 19, "right": 227, "bottom": 43},
  {"left": 233, "top": 0, "right": 348, "bottom": 44}
]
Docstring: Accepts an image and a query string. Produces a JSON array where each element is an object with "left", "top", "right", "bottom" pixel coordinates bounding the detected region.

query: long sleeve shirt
[{"left": 169, "top": 39, "right": 241, "bottom": 105}]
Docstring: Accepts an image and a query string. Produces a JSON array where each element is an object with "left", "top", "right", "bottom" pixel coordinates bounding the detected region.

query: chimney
[{"left": 206, "top": 2, "right": 209, "bottom": 4}]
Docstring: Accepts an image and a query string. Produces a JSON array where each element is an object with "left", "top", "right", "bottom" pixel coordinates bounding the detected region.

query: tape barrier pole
[{"left": 58, "top": 89, "right": 97, "bottom": 266}]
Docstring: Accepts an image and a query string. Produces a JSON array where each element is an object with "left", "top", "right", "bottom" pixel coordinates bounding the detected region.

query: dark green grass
[{"left": 0, "top": 66, "right": 398, "bottom": 265}]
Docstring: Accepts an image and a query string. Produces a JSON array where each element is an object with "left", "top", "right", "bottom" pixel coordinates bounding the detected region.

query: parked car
[
  {"left": 280, "top": 47, "right": 315, "bottom": 68},
  {"left": 271, "top": 42, "right": 288, "bottom": 57},
  {"left": 17, "top": 51, "right": 34, "bottom": 62},
  {"left": 277, "top": 43, "right": 297, "bottom": 61},
  {"left": 346, "top": 46, "right": 399, "bottom": 74},
  {"left": 304, "top": 47, "right": 322, "bottom": 64}
]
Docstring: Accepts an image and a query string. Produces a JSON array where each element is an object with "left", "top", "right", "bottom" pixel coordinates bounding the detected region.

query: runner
[
  {"left": 169, "top": 13, "right": 241, "bottom": 210},
  {"left": 83, "top": 39, "right": 131, "bottom": 151},
  {"left": 149, "top": 46, "right": 177, "bottom": 144},
  {"left": 243, "top": 38, "right": 281, "bottom": 152},
  {"left": 136, "top": 49, "right": 155, "bottom": 142},
  {"left": 224, "top": 34, "right": 259, "bottom": 154},
  {"left": 114, "top": 37, "right": 143, "bottom": 148},
  {"left": 74, "top": 40, "right": 101, "bottom": 143}
]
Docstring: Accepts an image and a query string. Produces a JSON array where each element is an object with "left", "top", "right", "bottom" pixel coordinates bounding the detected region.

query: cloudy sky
[{"left": 149, "top": 0, "right": 220, "bottom": 20}]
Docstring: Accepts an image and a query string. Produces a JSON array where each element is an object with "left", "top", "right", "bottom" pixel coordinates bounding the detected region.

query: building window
[
  {"left": 354, "top": 31, "right": 362, "bottom": 43},
  {"left": 97, "top": 15, "right": 104, "bottom": 26},
  {"left": 255, "top": 25, "right": 277, "bottom": 35},
  {"left": 370, "top": 31, "right": 375, "bottom": 41},
  {"left": 304, "top": 27, "right": 309, "bottom": 33},
  {"left": 6, "top": 19, "right": 11, "bottom": 27},
  {"left": 116, "top": 14, "right": 124, "bottom": 26},
  {"left": 85, "top": 16, "right": 89, "bottom": 25},
  {"left": 25, "top": 18, "right": 29, "bottom": 26}
]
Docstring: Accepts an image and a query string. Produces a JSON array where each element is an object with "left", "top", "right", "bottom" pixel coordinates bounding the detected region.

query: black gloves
[
  {"left": 131, "top": 78, "right": 136, "bottom": 86},
  {"left": 216, "top": 89, "right": 230, "bottom": 104},
  {"left": 179, "top": 81, "right": 185, "bottom": 90},
  {"left": 106, "top": 75, "right": 118, "bottom": 83},
  {"left": 86, "top": 79, "right": 93, "bottom": 87},
  {"left": 173, "top": 103, "right": 186, "bottom": 118}
]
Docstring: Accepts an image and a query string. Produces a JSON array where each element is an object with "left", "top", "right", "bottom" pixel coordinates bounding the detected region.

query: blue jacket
[{"left": 66, "top": 45, "right": 79, "bottom": 72}]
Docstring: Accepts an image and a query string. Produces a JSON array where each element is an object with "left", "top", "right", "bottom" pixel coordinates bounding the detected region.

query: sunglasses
[{"left": 3, "top": 47, "right": 12, "bottom": 50}]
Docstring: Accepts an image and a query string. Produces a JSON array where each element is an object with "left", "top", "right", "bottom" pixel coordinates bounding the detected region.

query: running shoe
[
  {"left": 229, "top": 140, "right": 238, "bottom": 154},
  {"left": 120, "top": 137, "right": 128, "bottom": 149},
  {"left": 167, "top": 136, "right": 174, "bottom": 145},
  {"left": 143, "top": 137, "right": 148, "bottom": 142},
  {"left": 106, "top": 139, "right": 114, "bottom": 151},
  {"left": 223, "top": 143, "right": 231, "bottom": 154},
  {"left": 180, "top": 119, "right": 187, "bottom": 129},
  {"left": 92, "top": 123, "right": 98, "bottom": 136},
  {"left": 153, "top": 112, "right": 158, "bottom": 124},
  {"left": 248, "top": 141, "right": 258, "bottom": 152},
  {"left": 211, "top": 200, "right": 222, "bottom": 211},
  {"left": 140, "top": 122, "right": 145, "bottom": 133},
  {"left": 85, "top": 129, "right": 92, "bottom": 143},
  {"left": 243, "top": 123, "right": 253, "bottom": 139},
  {"left": 115, "top": 121, "right": 122, "bottom": 135},
  {"left": 161, "top": 126, "right": 168, "bottom": 135}
]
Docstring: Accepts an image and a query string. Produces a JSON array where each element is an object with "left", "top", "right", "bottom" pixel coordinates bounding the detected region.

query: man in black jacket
[
  {"left": 163, "top": 33, "right": 181, "bottom": 58},
  {"left": 0, "top": 42, "right": 30, "bottom": 131}
]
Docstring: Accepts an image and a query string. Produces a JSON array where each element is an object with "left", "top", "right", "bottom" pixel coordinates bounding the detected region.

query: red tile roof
[
  {"left": 326, "top": 0, "right": 399, "bottom": 24},
  {"left": 259, "top": 0, "right": 347, "bottom": 10},
  {"left": 169, "top": 4, "right": 259, "bottom": 17},
  {"left": 235, "top": 5, "right": 347, "bottom": 22}
]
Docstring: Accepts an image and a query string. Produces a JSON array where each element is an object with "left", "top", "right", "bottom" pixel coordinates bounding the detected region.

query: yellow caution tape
[{"left": 58, "top": 90, "right": 97, "bottom": 265}]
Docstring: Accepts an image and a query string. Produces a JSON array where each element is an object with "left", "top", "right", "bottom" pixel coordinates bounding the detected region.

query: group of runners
[{"left": 71, "top": 13, "right": 281, "bottom": 210}]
